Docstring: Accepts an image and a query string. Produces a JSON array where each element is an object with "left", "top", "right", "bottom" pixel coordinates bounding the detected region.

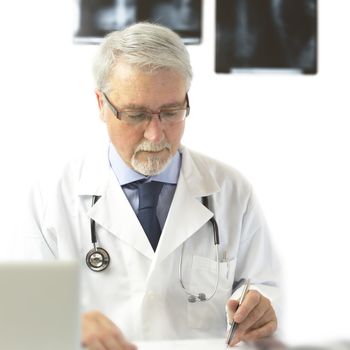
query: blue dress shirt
[{"left": 108, "top": 144, "right": 181, "bottom": 230}]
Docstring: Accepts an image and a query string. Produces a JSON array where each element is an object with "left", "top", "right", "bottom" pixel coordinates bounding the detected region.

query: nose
[{"left": 143, "top": 114, "right": 165, "bottom": 143}]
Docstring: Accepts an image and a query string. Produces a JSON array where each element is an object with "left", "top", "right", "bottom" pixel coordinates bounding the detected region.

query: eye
[
  {"left": 161, "top": 110, "right": 179, "bottom": 118},
  {"left": 126, "top": 111, "right": 148, "bottom": 121}
]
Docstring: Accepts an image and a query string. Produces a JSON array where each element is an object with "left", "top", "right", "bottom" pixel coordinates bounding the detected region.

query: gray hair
[{"left": 92, "top": 22, "right": 193, "bottom": 93}]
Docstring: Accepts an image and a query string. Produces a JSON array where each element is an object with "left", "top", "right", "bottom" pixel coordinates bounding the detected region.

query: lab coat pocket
[{"left": 187, "top": 255, "right": 236, "bottom": 330}]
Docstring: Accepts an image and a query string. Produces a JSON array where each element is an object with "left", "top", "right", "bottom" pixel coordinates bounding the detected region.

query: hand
[
  {"left": 82, "top": 311, "right": 137, "bottom": 350},
  {"left": 226, "top": 290, "right": 277, "bottom": 347}
]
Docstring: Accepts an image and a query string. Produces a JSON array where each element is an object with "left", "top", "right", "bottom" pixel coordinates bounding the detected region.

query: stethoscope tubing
[
  {"left": 90, "top": 196, "right": 99, "bottom": 245},
  {"left": 179, "top": 242, "right": 220, "bottom": 302},
  {"left": 87, "top": 195, "right": 221, "bottom": 302},
  {"left": 178, "top": 196, "right": 221, "bottom": 302},
  {"left": 86, "top": 195, "right": 111, "bottom": 272}
]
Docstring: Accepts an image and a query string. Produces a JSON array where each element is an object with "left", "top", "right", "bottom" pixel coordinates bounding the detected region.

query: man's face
[{"left": 96, "top": 62, "right": 187, "bottom": 176}]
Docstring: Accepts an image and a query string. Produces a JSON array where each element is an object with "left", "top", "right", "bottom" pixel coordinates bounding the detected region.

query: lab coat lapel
[
  {"left": 78, "top": 147, "right": 154, "bottom": 260},
  {"left": 89, "top": 171, "right": 154, "bottom": 259},
  {"left": 77, "top": 146, "right": 221, "bottom": 268},
  {"left": 149, "top": 147, "right": 221, "bottom": 269}
]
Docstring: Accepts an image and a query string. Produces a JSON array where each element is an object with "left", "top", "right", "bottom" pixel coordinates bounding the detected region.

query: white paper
[{"left": 135, "top": 338, "right": 253, "bottom": 350}]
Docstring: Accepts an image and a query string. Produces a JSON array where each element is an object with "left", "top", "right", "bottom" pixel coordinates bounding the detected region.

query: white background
[{"left": 0, "top": 0, "right": 349, "bottom": 346}]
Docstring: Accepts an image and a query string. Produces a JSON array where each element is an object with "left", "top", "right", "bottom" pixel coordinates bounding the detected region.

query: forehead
[{"left": 109, "top": 62, "right": 187, "bottom": 103}]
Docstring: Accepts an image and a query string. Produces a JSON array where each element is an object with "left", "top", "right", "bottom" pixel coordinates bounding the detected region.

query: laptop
[{"left": 0, "top": 261, "right": 81, "bottom": 350}]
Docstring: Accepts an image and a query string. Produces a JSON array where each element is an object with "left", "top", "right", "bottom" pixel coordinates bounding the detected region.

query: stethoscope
[
  {"left": 85, "top": 196, "right": 110, "bottom": 272},
  {"left": 86, "top": 195, "right": 221, "bottom": 302},
  {"left": 179, "top": 196, "right": 220, "bottom": 303}
]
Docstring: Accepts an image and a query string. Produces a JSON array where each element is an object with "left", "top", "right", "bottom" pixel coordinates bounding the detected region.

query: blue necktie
[{"left": 137, "top": 181, "right": 164, "bottom": 251}]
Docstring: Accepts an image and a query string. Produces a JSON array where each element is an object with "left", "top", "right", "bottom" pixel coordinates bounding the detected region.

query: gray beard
[
  {"left": 131, "top": 153, "right": 171, "bottom": 176},
  {"left": 130, "top": 140, "right": 172, "bottom": 175}
]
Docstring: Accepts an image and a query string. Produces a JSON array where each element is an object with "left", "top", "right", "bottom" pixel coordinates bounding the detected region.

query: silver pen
[{"left": 226, "top": 279, "right": 250, "bottom": 348}]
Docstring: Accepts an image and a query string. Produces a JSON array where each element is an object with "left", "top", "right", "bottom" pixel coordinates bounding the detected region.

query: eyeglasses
[{"left": 102, "top": 92, "right": 190, "bottom": 126}]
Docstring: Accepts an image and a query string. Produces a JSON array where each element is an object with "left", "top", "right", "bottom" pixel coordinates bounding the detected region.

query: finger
[
  {"left": 82, "top": 337, "right": 106, "bottom": 350},
  {"left": 234, "top": 309, "right": 273, "bottom": 343},
  {"left": 99, "top": 330, "right": 123, "bottom": 350},
  {"left": 125, "top": 342, "right": 138, "bottom": 350},
  {"left": 96, "top": 315, "right": 138, "bottom": 350},
  {"left": 236, "top": 295, "right": 272, "bottom": 332},
  {"left": 250, "top": 307, "right": 276, "bottom": 331},
  {"left": 241, "top": 319, "right": 278, "bottom": 342},
  {"left": 102, "top": 334, "right": 137, "bottom": 350},
  {"left": 82, "top": 311, "right": 135, "bottom": 350},
  {"left": 94, "top": 311, "right": 120, "bottom": 330},
  {"left": 226, "top": 298, "right": 239, "bottom": 323},
  {"left": 98, "top": 322, "right": 137, "bottom": 350},
  {"left": 234, "top": 305, "right": 276, "bottom": 344},
  {"left": 82, "top": 313, "right": 105, "bottom": 348},
  {"left": 233, "top": 290, "right": 261, "bottom": 323},
  {"left": 228, "top": 332, "right": 242, "bottom": 347},
  {"left": 227, "top": 292, "right": 265, "bottom": 347}
]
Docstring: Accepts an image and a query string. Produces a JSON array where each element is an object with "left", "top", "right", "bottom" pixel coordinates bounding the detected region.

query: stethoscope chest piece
[{"left": 86, "top": 247, "right": 110, "bottom": 272}]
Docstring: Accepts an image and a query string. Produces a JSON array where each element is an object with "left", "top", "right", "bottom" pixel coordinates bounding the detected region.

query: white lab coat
[{"left": 16, "top": 145, "right": 280, "bottom": 341}]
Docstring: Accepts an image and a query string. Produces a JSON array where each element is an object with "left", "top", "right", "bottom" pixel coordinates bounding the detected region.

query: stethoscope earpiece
[
  {"left": 197, "top": 293, "right": 207, "bottom": 301},
  {"left": 188, "top": 293, "right": 207, "bottom": 303}
]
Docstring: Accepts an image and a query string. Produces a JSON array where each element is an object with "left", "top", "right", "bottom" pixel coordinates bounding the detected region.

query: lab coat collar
[
  {"left": 77, "top": 144, "right": 111, "bottom": 197},
  {"left": 179, "top": 146, "right": 220, "bottom": 198},
  {"left": 87, "top": 170, "right": 155, "bottom": 259},
  {"left": 77, "top": 144, "right": 154, "bottom": 258},
  {"left": 77, "top": 144, "right": 219, "bottom": 197},
  {"left": 151, "top": 146, "right": 221, "bottom": 265},
  {"left": 76, "top": 144, "right": 221, "bottom": 263}
]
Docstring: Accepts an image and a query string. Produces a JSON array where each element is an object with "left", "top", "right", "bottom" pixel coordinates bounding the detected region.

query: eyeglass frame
[{"left": 102, "top": 92, "right": 190, "bottom": 125}]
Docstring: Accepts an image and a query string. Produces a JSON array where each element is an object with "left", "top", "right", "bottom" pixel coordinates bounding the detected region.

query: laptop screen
[{"left": 0, "top": 261, "right": 80, "bottom": 350}]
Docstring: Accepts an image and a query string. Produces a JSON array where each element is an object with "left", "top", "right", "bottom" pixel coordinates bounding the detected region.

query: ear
[{"left": 95, "top": 89, "right": 107, "bottom": 122}]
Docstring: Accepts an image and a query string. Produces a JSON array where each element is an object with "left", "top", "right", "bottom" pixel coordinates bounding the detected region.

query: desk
[
  {"left": 135, "top": 339, "right": 350, "bottom": 350},
  {"left": 135, "top": 338, "right": 254, "bottom": 350}
]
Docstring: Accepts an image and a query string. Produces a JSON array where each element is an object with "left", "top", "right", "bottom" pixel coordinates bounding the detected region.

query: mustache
[{"left": 135, "top": 140, "right": 171, "bottom": 153}]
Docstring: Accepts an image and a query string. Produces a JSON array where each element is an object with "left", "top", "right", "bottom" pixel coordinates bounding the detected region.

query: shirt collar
[{"left": 108, "top": 143, "right": 181, "bottom": 186}]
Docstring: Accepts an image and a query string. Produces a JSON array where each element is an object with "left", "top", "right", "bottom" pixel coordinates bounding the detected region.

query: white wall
[{"left": 0, "top": 0, "right": 349, "bottom": 345}]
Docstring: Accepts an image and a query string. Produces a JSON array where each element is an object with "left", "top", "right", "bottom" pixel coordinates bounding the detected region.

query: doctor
[{"left": 20, "top": 23, "right": 280, "bottom": 349}]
